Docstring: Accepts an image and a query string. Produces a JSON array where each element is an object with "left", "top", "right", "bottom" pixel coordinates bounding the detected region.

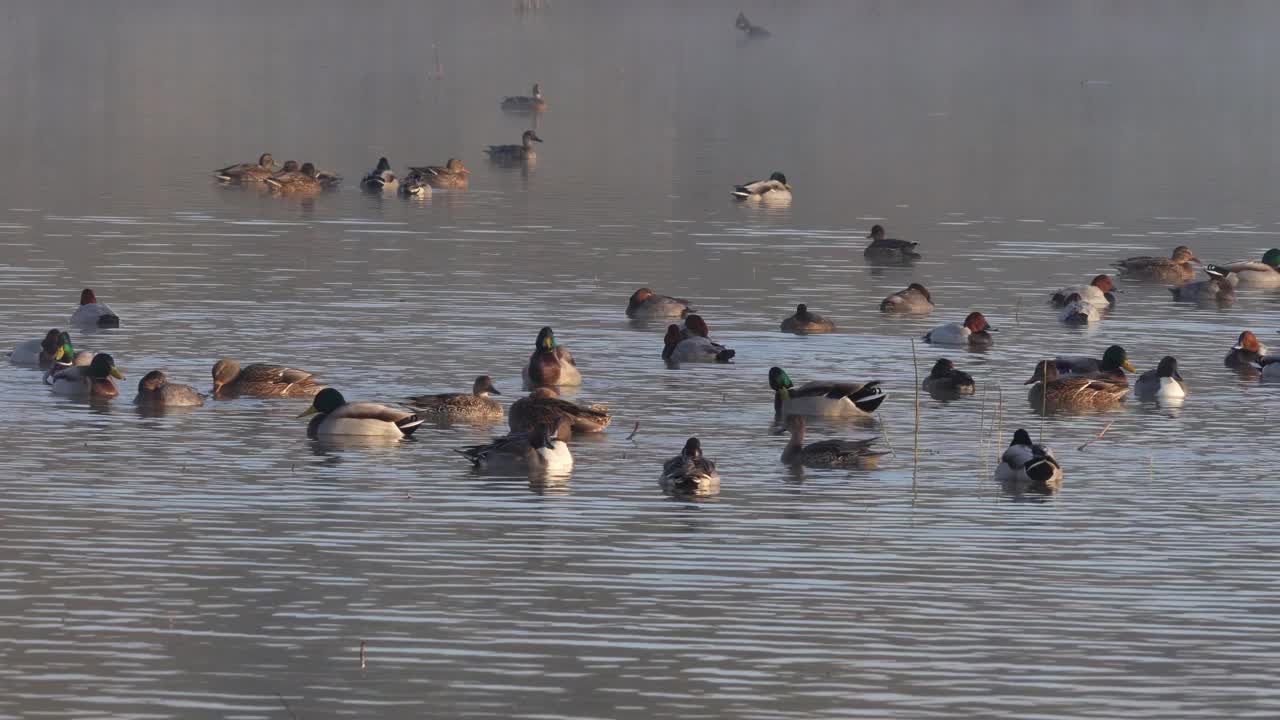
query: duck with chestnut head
[
  {"left": 70, "top": 289, "right": 120, "bottom": 329},
  {"left": 879, "top": 283, "right": 934, "bottom": 314},
  {"left": 1051, "top": 274, "right": 1119, "bottom": 309},
  {"left": 924, "top": 311, "right": 996, "bottom": 348},
  {"left": 665, "top": 315, "right": 735, "bottom": 364},
  {"left": 626, "top": 287, "right": 692, "bottom": 320}
]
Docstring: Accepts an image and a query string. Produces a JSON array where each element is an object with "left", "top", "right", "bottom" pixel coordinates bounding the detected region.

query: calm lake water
[{"left": 2, "top": 1, "right": 1279, "bottom": 718}]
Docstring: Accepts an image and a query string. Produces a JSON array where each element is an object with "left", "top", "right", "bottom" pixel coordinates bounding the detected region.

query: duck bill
[
  {"left": 53, "top": 346, "right": 66, "bottom": 361},
  {"left": 110, "top": 367, "right": 125, "bottom": 380},
  {"left": 297, "top": 406, "right": 319, "bottom": 418},
  {"left": 1122, "top": 360, "right": 1137, "bottom": 372}
]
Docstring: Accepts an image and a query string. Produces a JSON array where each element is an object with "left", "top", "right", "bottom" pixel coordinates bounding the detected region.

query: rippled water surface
[{"left": 2, "top": 2, "right": 1280, "bottom": 718}]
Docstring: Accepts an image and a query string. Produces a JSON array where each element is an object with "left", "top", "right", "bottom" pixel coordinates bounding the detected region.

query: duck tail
[
  {"left": 97, "top": 314, "right": 120, "bottom": 329},
  {"left": 264, "top": 177, "right": 283, "bottom": 189},
  {"left": 731, "top": 186, "right": 750, "bottom": 199},
  {"left": 851, "top": 382, "right": 888, "bottom": 413},
  {"left": 396, "top": 414, "right": 425, "bottom": 437},
  {"left": 1024, "top": 456, "right": 1060, "bottom": 486},
  {"left": 715, "top": 348, "right": 736, "bottom": 363}
]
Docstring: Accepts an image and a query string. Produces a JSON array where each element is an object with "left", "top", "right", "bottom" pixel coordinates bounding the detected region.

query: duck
[
  {"left": 508, "top": 387, "right": 610, "bottom": 440},
  {"left": 1025, "top": 360, "right": 1129, "bottom": 412},
  {"left": 1225, "top": 331, "right": 1268, "bottom": 371},
  {"left": 264, "top": 162, "right": 322, "bottom": 193},
  {"left": 1169, "top": 265, "right": 1235, "bottom": 306},
  {"left": 48, "top": 353, "right": 123, "bottom": 398},
  {"left": 664, "top": 315, "right": 735, "bottom": 364},
  {"left": 500, "top": 83, "right": 547, "bottom": 113},
  {"left": 215, "top": 153, "right": 275, "bottom": 183},
  {"left": 211, "top": 359, "right": 323, "bottom": 399},
  {"left": 406, "top": 158, "right": 470, "bottom": 189},
  {"left": 1057, "top": 293, "right": 1100, "bottom": 325},
  {"left": 1217, "top": 248, "right": 1280, "bottom": 288},
  {"left": 359, "top": 157, "right": 399, "bottom": 192},
  {"left": 315, "top": 167, "right": 343, "bottom": 188},
  {"left": 1256, "top": 355, "right": 1280, "bottom": 380},
  {"left": 134, "top": 370, "right": 206, "bottom": 407},
  {"left": 1051, "top": 274, "right": 1119, "bottom": 309},
  {"left": 268, "top": 160, "right": 300, "bottom": 178},
  {"left": 879, "top": 283, "right": 934, "bottom": 314},
  {"left": 1114, "top": 245, "right": 1200, "bottom": 283},
  {"left": 768, "top": 366, "right": 886, "bottom": 417},
  {"left": 626, "top": 287, "right": 692, "bottom": 320},
  {"left": 456, "top": 418, "right": 573, "bottom": 472},
  {"left": 406, "top": 375, "right": 503, "bottom": 421},
  {"left": 923, "top": 312, "right": 996, "bottom": 348},
  {"left": 398, "top": 173, "right": 432, "bottom": 197},
  {"left": 731, "top": 172, "right": 791, "bottom": 201},
  {"left": 735, "top": 11, "right": 771, "bottom": 38},
  {"left": 523, "top": 326, "right": 582, "bottom": 388},
  {"left": 297, "top": 388, "right": 422, "bottom": 439},
  {"left": 779, "top": 416, "right": 888, "bottom": 469},
  {"left": 863, "top": 225, "right": 921, "bottom": 263},
  {"left": 1054, "top": 345, "right": 1136, "bottom": 383},
  {"left": 70, "top": 288, "right": 120, "bottom": 329},
  {"left": 1133, "top": 356, "right": 1187, "bottom": 402},
  {"left": 9, "top": 329, "right": 84, "bottom": 368},
  {"left": 485, "top": 130, "right": 543, "bottom": 163},
  {"left": 922, "top": 358, "right": 975, "bottom": 398},
  {"left": 780, "top": 303, "right": 835, "bottom": 334},
  {"left": 660, "top": 438, "right": 720, "bottom": 495},
  {"left": 994, "top": 429, "right": 1062, "bottom": 495}
]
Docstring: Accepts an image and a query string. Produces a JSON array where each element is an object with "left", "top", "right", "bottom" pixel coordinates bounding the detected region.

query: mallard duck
[
  {"left": 1218, "top": 248, "right": 1280, "bottom": 288},
  {"left": 399, "top": 173, "right": 432, "bottom": 197},
  {"left": 1054, "top": 345, "right": 1136, "bottom": 383},
  {"left": 485, "top": 130, "right": 542, "bottom": 163},
  {"left": 780, "top": 303, "right": 835, "bottom": 334},
  {"left": 407, "top": 158, "right": 470, "bottom": 189},
  {"left": 315, "top": 167, "right": 343, "bottom": 188},
  {"left": 780, "top": 416, "right": 888, "bottom": 469},
  {"left": 268, "top": 160, "right": 300, "bottom": 177},
  {"left": 1025, "top": 360, "right": 1129, "bottom": 411},
  {"left": 735, "top": 11, "right": 771, "bottom": 38},
  {"left": 215, "top": 153, "right": 275, "bottom": 182},
  {"left": 48, "top": 353, "right": 123, "bottom": 398},
  {"left": 1225, "top": 331, "right": 1268, "bottom": 371},
  {"left": 264, "top": 162, "right": 322, "bottom": 193},
  {"left": 1051, "top": 274, "right": 1119, "bottom": 309},
  {"left": 994, "top": 428, "right": 1062, "bottom": 495},
  {"left": 863, "top": 225, "right": 921, "bottom": 263},
  {"left": 407, "top": 376, "right": 503, "bottom": 420},
  {"left": 500, "top": 83, "right": 547, "bottom": 113},
  {"left": 880, "top": 283, "right": 934, "bottom": 314},
  {"left": 70, "top": 288, "right": 120, "bottom": 329},
  {"left": 731, "top": 172, "right": 791, "bottom": 201},
  {"left": 509, "top": 387, "right": 610, "bottom": 439},
  {"left": 1115, "top": 245, "right": 1200, "bottom": 283},
  {"left": 922, "top": 358, "right": 975, "bottom": 398},
  {"left": 296, "top": 388, "right": 422, "bottom": 438},
  {"left": 9, "top": 329, "right": 82, "bottom": 368},
  {"left": 211, "top": 359, "right": 323, "bottom": 399},
  {"left": 924, "top": 312, "right": 996, "bottom": 348},
  {"left": 626, "top": 287, "right": 692, "bottom": 320},
  {"left": 134, "top": 370, "right": 205, "bottom": 407},
  {"left": 359, "top": 157, "right": 399, "bottom": 191},
  {"left": 660, "top": 438, "right": 720, "bottom": 495},
  {"left": 456, "top": 418, "right": 573, "bottom": 472},
  {"left": 1058, "top": 293, "right": 1099, "bottom": 325},
  {"left": 1133, "top": 356, "right": 1186, "bottom": 402},
  {"left": 1170, "top": 265, "right": 1235, "bottom": 306},
  {"left": 523, "top": 326, "right": 582, "bottom": 388},
  {"left": 769, "top": 366, "right": 886, "bottom": 417},
  {"left": 664, "top": 315, "right": 735, "bottom": 363}
]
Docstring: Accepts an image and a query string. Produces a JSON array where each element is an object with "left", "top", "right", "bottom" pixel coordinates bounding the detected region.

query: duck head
[
  {"left": 684, "top": 315, "right": 710, "bottom": 338},
  {"left": 1234, "top": 330, "right": 1264, "bottom": 353},
  {"left": 1155, "top": 355, "right": 1182, "bottom": 381},
  {"left": 39, "top": 329, "right": 63, "bottom": 359},
  {"left": 80, "top": 288, "right": 98, "bottom": 306},
  {"left": 662, "top": 324, "right": 682, "bottom": 359},
  {"left": 1090, "top": 274, "right": 1120, "bottom": 299},
  {"left": 629, "top": 287, "right": 656, "bottom": 309},
  {"left": 138, "top": 370, "right": 168, "bottom": 393},
  {"left": 89, "top": 353, "right": 124, "bottom": 381},
  {"left": 299, "top": 387, "right": 346, "bottom": 418},
  {"left": 257, "top": 153, "right": 275, "bottom": 169},
  {"left": 964, "top": 312, "right": 995, "bottom": 333},
  {"left": 531, "top": 83, "right": 542, "bottom": 98},
  {"left": 522, "top": 130, "right": 544, "bottom": 146},
  {"left": 278, "top": 160, "right": 300, "bottom": 173},
  {"left": 794, "top": 303, "right": 811, "bottom": 319},
  {"left": 929, "top": 358, "right": 956, "bottom": 378},
  {"left": 907, "top": 283, "right": 932, "bottom": 301},
  {"left": 681, "top": 437, "right": 703, "bottom": 461},
  {"left": 1171, "top": 245, "right": 1200, "bottom": 263},
  {"left": 1011, "top": 428, "right": 1034, "bottom": 447},
  {"left": 735, "top": 11, "right": 751, "bottom": 30},
  {"left": 473, "top": 375, "right": 500, "bottom": 396},
  {"left": 445, "top": 158, "right": 469, "bottom": 174},
  {"left": 1264, "top": 248, "right": 1280, "bottom": 268},
  {"left": 768, "top": 366, "right": 794, "bottom": 391},
  {"left": 1101, "top": 345, "right": 1136, "bottom": 373},
  {"left": 867, "top": 224, "right": 885, "bottom": 241},
  {"left": 769, "top": 171, "right": 790, "bottom": 189},
  {"left": 535, "top": 326, "right": 557, "bottom": 351},
  {"left": 300, "top": 162, "right": 318, "bottom": 177},
  {"left": 211, "top": 358, "right": 240, "bottom": 393},
  {"left": 374, "top": 157, "right": 391, "bottom": 173},
  {"left": 1024, "top": 360, "right": 1059, "bottom": 385}
]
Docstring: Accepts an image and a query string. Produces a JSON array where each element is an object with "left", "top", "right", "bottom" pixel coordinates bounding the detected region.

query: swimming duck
[
  {"left": 780, "top": 304, "right": 835, "bottom": 334},
  {"left": 211, "top": 359, "right": 323, "bottom": 399},
  {"left": 626, "top": 287, "right": 692, "bottom": 320},
  {"left": 1133, "top": 356, "right": 1187, "bottom": 402},
  {"left": 879, "top": 283, "right": 934, "bottom": 314},
  {"left": 264, "top": 162, "right": 322, "bottom": 193},
  {"left": 922, "top": 358, "right": 975, "bottom": 398},
  {"left": 994, "top": 428, "right": 1062, "bottom": 495},
  {"left": 215, "top": 153, "right": 275, "bottom": 182},
  {"left": 1256, "top": 354, "right": 1280, "bottom": 380},
  {"left": 1025, "top": 360, "right": 1129, "bottom": 412},
  {"left": 134, "top": 370, "right": 206, "bottom": 407},
  {"left": 1057, "top": 293, "right": 1099, "bottom": 325},
  {"left": 779, "top": 416, "right": 888, "bottom": 469},
  {"left": 407, "top": 376, "right": 503, "bottom": 421},
  {"left": 523, "top": 326, "right": 582, "bottom": 388},
  {"left": 315, "top": 167, "right": 343, "bottom": 188},
  {"left": 1114, "top": 245, "right": 1200, "bottom": 283},
  {"left": 9, "top": 329, "right": 82, "bottom": 368},
  {"left": 768, "top": 366, "right": 886, "bottom": 417},
  {"left": 269, "top": 160, "right": 300, "bottom": 178},
  {"left": 48, "top": 353, "right": 123, "bottom": 398},
  {"left": 923, "top": 312, "right": 996, "bottom": 348},
  {"left": 70, "top": 288, "right": 120, "bottom": 329},
  {"left": 731, "top": 172, "right": 791, "bottom": 201},
  {"left": 509, "top": 386, "right": 610, "bottom": 439},
  {"left": 664, "top": 315, "right": 735, "bottom": 364},
  {"left": 1218, "top": 248, "right": 1280, "bottom": 288},
  {"left": 456, "top": 418, "right": 573, "bottom": 472},
  {"left": 1225, "top": 331, "right": 1269, "bottom": 371},
  {"left": 1051, "top": 274, "right": 1119, "bottom": 309},
  {"left": 298, "top": 388, "right": 422, "bottom": 439},
  {"left": 735, "top": 11, "right": 771, "bottom": 38},
  {"left": 407, "top": 158, "right": 470, "bottom": 189},
  {"left": 863, "top": 225, "right": 921, "bottom": 263},
  {"left": 398, "top": 173, "right": 432, "bottom": 197},
  {"left": 1169, "top": 265, "right": 1235, "bottom": 306},
  {"left": 485, "top": 130, "right": 543, "bottom": 163},
  {"left": 660, "top": 438, "right": 720, "bottom": 495},
  {"left": 500, "top": 83, "right": 547, "bottom": 113},
  {"left": 1054, "top": 345, "right": 1136, "bottom": 383},
  {"left": 360, "top": 157, "right": 399, "bottom": 192}
]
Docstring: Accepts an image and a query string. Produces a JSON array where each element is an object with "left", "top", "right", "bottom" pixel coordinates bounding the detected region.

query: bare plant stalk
[
  {"left": 1039, "top": 362, "right": 1048, "bottom": 443},
  {"left": 360, "top": 640, "right": 367, "bottom": 670},
  {"left": 976, "top": 380, "right": 989, "bottom": 482},
  {"left": 626, "top": 422, "right": 640, "bottom": 441},
  {"left": 276, "top": 694, "right": 298, "bottom": 720},
  {"left": 1077, "top": 420, "right": 1115, "bottom": 451},
  {"left": 911, "top": 339, "right": 921, "bottom": 494},
  {"left": 878, "top": 412, "right": 896, "bottom": 457}
]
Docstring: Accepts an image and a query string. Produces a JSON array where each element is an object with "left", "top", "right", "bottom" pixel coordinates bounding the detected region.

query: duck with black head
[
  {"left": 924, "top": 312, "right": 996, "bottom": 348},
  {"left": 48, "top": 353, "right": 123, "bottom": 398},
  {"left": 780, "top": 304, "right": 835, "bottom": 334},
  {"left": 731, "top": 172, "right": 791, "bottom": 202},
  {"left": 70, "top": 289, "right": 120, "bottom": 329},
  {"left": 994, "top": 428, "right": 1063, "bottom": 495},
  {"left": 360, "top": 157, "right": 399, "bottom": 191},
  {"left": 523, "top": 327, "right": 582, "bottom": 389},
  {"left": 134, "top": 370, "right": 205, "bottom": 407},
  {"left": 1134, "top": 356, "right": 1187, "bottom": 403},
  {"left": 9, "top": 329, "right": 81, "bottom": 368},
  {"left": 298, "top": 388, "right": 423, "bottom": 439}
]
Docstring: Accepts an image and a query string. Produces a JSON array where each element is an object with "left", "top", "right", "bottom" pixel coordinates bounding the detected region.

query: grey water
[{"left": 2, "top": 1, "right": 1279, "bottom": 717}]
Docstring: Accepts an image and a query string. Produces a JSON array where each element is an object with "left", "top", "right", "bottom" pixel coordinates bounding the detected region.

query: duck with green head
[
  {"left": 995, "top": 429, "right": 1062, "bottom": 495},
  {"left": 731, "top": 172, "right": 791, "bottom": 202},
  {"left": 769, "top": 366, "right": 886, "bottom": 418},
  {"left": 1218, "top": 248, "right": 1280, "bottom": 288},
  {"left": 523, "top": 327, "right": 582, "bottom": 389},
  {"left": 1025, "top": 360, "right": 1129, "bottom": 412},
  {"left": 1054, "top": 345, "right": 1136, "bottom": 384},
  {"left": 298, "top": 388, "right": 423, "bottom": 439},
  {"left": 9, "top": 329, "right": 87, "bottom": 369},
  {"left": 48, "top": 353, "right": 123, "bottom": 398}
]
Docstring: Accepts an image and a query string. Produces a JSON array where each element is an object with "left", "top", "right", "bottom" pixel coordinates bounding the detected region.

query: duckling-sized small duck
[
  {"left": 500, "top": 83, "right": 547, "bottom": 113},
  {"left": 735, "top": 11, "right": 771, "bottom": 38},
  {"left": 71, "top": 288, "right": 120, "bottom": 329},
  {"left": 1169, "top": 265, "right": 1235, "bottom": 307},
  {"left": 456, "top": 418, "right": 573, "bottom": 472},
  {"left": 9, "top": 329, "right": 84, "bottom": 368},
  {"left": 1217, "top": 248, "right": 1280, "bottom": 288},
  {"left": 406, "top": 158, "right": 470, "bottom": 189},
  {"left": 880, "top": 283, "right": 934, "bottom": 314},
  {"left": 994, "top": 428, "right": 1062, "bottom": 495},
  {"left": 215, "top": 153, "right": 275, "bottom": 182},
  {"left": 360, "top": 157, "right": 399, "bottom": 192},
  {"left": 626, "top": 287, "right": 692, "bottom": 320},
  {"left": 780, "top": 304, "right": 835, "bottom": 334},
  {"left": 211, "top": 359, "right": 323, "bottom": 399},
  {"left": 769, "top": 366, "right": 886, "bottom": 417},
  {"left": 731, "top": 172, "right": 791, "bottom": 201},
  {"left": 1054, "top": 345, "right": 1136, "bottom": 383},
  {"left": 664, "top": 315, "right": 735, "bottom": 363},
  {"left": 523, "top": 326, "right": 582, "bottom": 389},
  {"left": 1225, "top": 331, "right": 1268, "bottom": 371},
  {"left": 1051, "top": 274, "right": 1119, "bottom": 309},
  {"left": 863, "top": 225, "right": 921, "bottom": 263},
  {"left": 780, "top": 416, "right": 888, "bottom": 469},
  {"left": 660, "top": 438, "right": 720, "bottom": 495},
  {"left": 407, "top": 376, "right": 503, "bottom": 421},
  {"left": 1025, "top": 360, "right": 1129, "bottom": 412},
  {"left": 509, "top": 387, "right": 610, "bottom": 440},
  {"left": 298, "top": 388, "right": 422, "bottom": 439},
  {"left": 1058, "top": 293, "right": 1099, "bottom": 325},
  {"left": 924, "top": 312, "right": 996, "bottom": 348},
  {"left": 485, "top": 130, "right": 543, "bottom": 163},
  {"left": 48, "top": 353, "right": 123, "bottom": 398},
  {"left": 134, "top": 370, "right": 206, "bottom": 407},
  {"left": 1115, "top": 245, "right": 1200, "bottom": 283},
  {"left": 264, "top": 162, "right": 322, "bottom": 193},
  {"left": 922, "top": 358, "right": 975, "bottom": 399},
  {"left": 1133, "top": 356, "right": 1187, "bottom": 403}
]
